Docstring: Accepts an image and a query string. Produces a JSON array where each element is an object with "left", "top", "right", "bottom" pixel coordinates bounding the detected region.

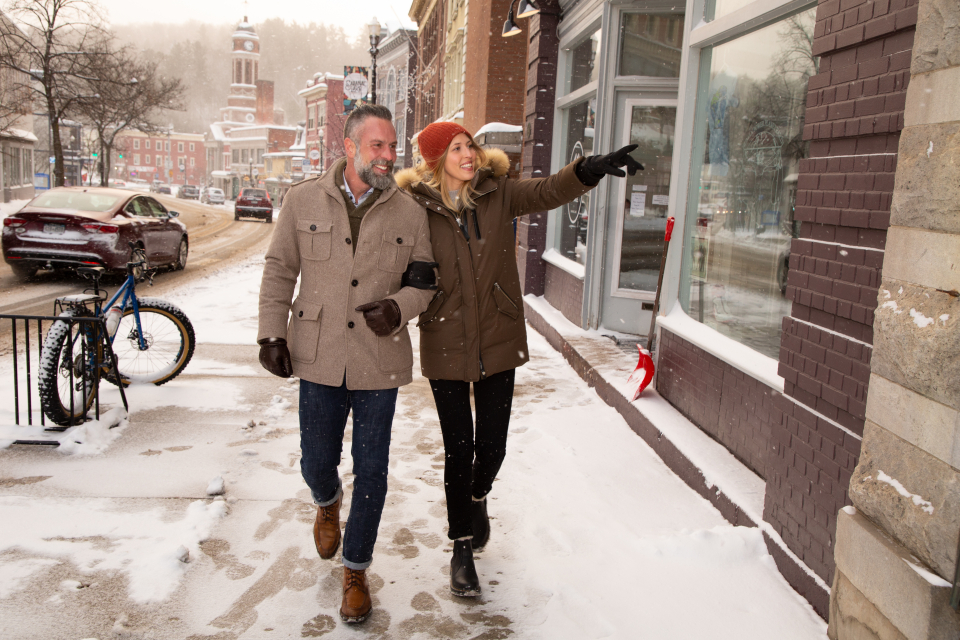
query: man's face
[{"left": 346, "top": 117, "right": 398, "bottom": 190}]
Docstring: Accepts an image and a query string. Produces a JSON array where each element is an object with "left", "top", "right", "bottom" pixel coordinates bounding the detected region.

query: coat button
[
  {"left": 396, "top": 237, "right": 403, "bottom": 244},
  {"left": 298, "top": 311, "right": 303, "bottom": 317},
  {"left": 348, "top": 321, "right": 355, "bottom": 328},
  {"left": 352, "top": 279, "right": 358, "bottom": 286},
  {"left": 309, "top": 224, "right": 316, "bottom": 231},
  {"left": 345, "top": 238, "right": 352, "bottom": 245}
]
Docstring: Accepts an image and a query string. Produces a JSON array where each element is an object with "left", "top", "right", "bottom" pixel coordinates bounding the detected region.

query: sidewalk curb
[{"left": 523, "top": 300, "right": 831, "bottom": 618}]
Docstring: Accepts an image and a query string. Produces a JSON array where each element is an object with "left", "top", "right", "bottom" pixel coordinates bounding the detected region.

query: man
[{"left": 257, "top": 104, "right": 436, "bottom": 624}]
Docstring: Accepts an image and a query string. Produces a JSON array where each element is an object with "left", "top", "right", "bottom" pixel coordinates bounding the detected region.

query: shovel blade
[{"left": 628, "top": 345, "right": 655, "bottom": 400}]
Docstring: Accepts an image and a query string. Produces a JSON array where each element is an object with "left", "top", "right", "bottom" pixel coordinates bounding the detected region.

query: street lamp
[
  {"left": 502, "top": 0, "right": 540, "bottom": 37},
  {"left": 367, "top": 17, "right": 382, "bottom": 104}
]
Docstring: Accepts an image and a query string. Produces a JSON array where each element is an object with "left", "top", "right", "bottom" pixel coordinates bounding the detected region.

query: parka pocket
[
  {"left": 297, "top": 221, "right": 332, "bottom": 261},
  {"left": 288, "top": 297, "right": 322, "bottom": 363},
  {"left": 492, "top": 283, "right": 520, "bottom": 320},
  {"left": 378, "top": 230, "right": 414, "bottom": 273},
  {"left": 416, "top": 290, "right": 445, "bottom": 327}
]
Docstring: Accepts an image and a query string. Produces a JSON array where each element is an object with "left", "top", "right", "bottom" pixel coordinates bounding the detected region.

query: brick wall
[
  {"left": 543, "top": 263, "right": 584, "bottom": 326},
  {"left": 762, "top": 0, "right": 917, "bottom": 586},
  {"left": 516, "top": 3, "right": 560, "bottom": 296},
  {"left": 658, "top": 330, "right": 775, "bottom": 480}
]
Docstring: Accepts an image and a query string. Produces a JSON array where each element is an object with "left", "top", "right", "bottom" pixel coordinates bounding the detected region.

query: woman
[{"left": 396, "top": 122, "right": 641, "bottom": 596}]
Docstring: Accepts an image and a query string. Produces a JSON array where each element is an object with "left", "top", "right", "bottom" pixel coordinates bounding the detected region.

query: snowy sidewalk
[{"left": 0, "top": 256, "right": 827, "bottom": 639}]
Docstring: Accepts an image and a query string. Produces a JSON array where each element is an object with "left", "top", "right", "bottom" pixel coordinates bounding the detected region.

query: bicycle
[{"left": 37, "top": 244, "right": 196, "bottom": 426}]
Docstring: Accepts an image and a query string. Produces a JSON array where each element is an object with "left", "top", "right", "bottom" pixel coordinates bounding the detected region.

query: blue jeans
[{"left": 299, "top": 379, "right": 398, "bottom": 570}]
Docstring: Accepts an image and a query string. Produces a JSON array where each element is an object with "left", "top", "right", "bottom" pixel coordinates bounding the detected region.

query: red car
[
  {"left": 235, "top": 188, "right": 274, "bottom": 223},
  {"left": 2, "top": 187, "right": 189, "bottom": 280}
]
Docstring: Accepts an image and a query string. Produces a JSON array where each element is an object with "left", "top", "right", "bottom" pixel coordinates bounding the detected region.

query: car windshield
[
  {"left": 210, "top": 189, "right": 223, "bottom": 195},
  {"left": 245, "top": 189, "right": 267, "bottom": 198},
  {"left": 30, "top": 191, "right": 122, "bottom": 212}
]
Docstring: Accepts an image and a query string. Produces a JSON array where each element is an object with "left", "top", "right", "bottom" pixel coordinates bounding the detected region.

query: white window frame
[{"left": 546, "top": 11, "right": 604, "bottom": 280}]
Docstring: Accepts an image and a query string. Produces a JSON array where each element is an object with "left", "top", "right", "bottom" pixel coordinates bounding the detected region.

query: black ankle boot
[
  {"left": 471, "top": 498, "right": 490, "bottom": 550},
  {"left": 450, "top": 539, "right": 481, "bottom": 597}
]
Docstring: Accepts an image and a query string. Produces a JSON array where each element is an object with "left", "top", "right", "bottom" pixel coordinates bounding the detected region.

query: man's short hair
[{"left": 344, "top": 104, "right": 394, "bottom": 144}]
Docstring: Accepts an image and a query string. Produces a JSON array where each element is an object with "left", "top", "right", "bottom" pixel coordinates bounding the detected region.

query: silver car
[{"left": 201, "top": 187, "right": 225, "bottom": 205}]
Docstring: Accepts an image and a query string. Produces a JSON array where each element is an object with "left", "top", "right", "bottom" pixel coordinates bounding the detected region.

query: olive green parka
[{"left": 395, "top": 148, "right": 592, "bottom": 382}]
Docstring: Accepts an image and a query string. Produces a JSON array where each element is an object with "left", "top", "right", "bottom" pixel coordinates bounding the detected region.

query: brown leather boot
[
  {"left": 340, "top": 567, "right": 372, "bottom": 623},
  {"left": 313, "top": 495, "right": 341, "bottom": 559}
]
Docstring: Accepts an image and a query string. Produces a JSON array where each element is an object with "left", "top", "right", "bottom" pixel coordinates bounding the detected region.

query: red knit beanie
[{"left": 418, "top": 122, "right": 471, "bottom": 170}]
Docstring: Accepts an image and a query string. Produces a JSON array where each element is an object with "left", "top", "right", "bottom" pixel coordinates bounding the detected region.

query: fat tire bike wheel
[
  {"left": 38, "top": 308, "right": 102, "bottom": 426},
  {"left": 104, "top": 298, "right": 195, "bottom": 386}
]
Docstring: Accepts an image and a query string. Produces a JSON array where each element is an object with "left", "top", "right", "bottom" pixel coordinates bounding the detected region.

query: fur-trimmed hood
[{"left": 395, "top": 147, "right": 510, "bottom": 194}]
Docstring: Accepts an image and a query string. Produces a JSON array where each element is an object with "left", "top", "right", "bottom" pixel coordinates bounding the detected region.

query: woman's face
[{"left": 442, "top": 133, "right": 477, "bottom": 190}]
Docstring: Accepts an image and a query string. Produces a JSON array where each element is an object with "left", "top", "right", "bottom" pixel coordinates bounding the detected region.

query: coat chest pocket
[
  {"left": 297, "top": 221, "right": 332, "bottom": 261},
  {"left": 378, "top": 231, "right": 414, "bottom": 272},
  {"left": 288, "top": 298, "right": 322, "bottom": 363}
]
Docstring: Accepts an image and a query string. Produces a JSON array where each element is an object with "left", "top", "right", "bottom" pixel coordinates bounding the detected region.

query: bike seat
[{"left": 77, "top": 266, "right": 105, "bottom": 278}]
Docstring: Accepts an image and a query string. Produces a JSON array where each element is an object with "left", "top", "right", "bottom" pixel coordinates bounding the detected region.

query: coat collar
[
  {"left": 394, "top": 147, "right": 510, "bottom": 202},
  {"left": 317, "top": 156, "right": 399, "bottom": 206}
]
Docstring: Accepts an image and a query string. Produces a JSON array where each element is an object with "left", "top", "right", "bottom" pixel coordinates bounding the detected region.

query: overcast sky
[{"left": 98, "top": 0, "right": 416, "bottom": 39}]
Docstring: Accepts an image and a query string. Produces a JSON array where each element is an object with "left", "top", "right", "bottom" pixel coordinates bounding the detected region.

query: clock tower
[{"left": 222, "top": 16, "right": 260, "bottom": 125}]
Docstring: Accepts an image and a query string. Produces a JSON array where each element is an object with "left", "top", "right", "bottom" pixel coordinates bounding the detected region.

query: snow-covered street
[{"left": 0, "top": 255, "right": 827, "bottom": 639}]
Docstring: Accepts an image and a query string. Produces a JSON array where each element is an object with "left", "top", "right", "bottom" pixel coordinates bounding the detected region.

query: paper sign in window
[{"left": 629, "top": 192, "right": 646, "bottom": 217}]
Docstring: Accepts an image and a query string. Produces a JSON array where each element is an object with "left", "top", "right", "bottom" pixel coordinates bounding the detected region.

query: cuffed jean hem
[
  {"left": 313, "top": 482, "right": 342, "bottom": 507},
  {"left": 343, "top": 557, "right": 372, "bottom": 571}
]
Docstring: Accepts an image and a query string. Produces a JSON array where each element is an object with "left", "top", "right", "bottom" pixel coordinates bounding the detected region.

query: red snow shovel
[{"left": 628, "top": 216, "right": 675, "bottom": 400}]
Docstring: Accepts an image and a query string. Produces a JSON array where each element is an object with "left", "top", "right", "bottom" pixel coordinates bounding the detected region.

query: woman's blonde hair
[{"left": 416, "top": 137, "right": 488, "bottom": 211}]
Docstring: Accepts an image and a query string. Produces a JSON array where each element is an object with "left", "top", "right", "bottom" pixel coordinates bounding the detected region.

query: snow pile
[
  {"left": 0, "top": 407, "right": 127, "bottom": 454},
  {"left": 206, "top": 475, "right": 225, "bottom": 496},
  {"left": 0, "top": 199, "right": 29, "bottom": 219},
  {"left": 264, "top": 394, "right": 292, "bottom": 420},
  {"left": 0, "top": 497, "right": 226, "bottom": 602}
]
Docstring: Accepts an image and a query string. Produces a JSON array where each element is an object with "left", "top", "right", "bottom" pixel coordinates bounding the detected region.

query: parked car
[
  {"left": 2, "top": 187, "right": 189, "bottom": 280},
  {"left": 235, "top": 188, "right": 273, "bottom": 223},
  {"left": 178, "top": 184, "right": 200, "bottom": 200},
  {"left": 150, "top": 180, "right": 163, "bottom": 192},
  {"left": 201, "top": 187, "right": 225, "bottom": 205},
  {"left": 157, "top": 184, "right": 172, "bottom": 195}
]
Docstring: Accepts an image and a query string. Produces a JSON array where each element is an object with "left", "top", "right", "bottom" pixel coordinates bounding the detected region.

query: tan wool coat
[
  {"left": 396, "top": 148, "right": 593, "bottom": 382},
  {"left": 258, "top": 158, "right": 435, "bottom": 390}
]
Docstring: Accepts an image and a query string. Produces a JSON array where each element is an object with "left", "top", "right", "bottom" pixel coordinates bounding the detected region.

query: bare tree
[
  {"left": 74, "top": 39, "right": 184, "bottom": 186},
  {"left": 0, "top": 0, "right": 107, "bottom": 186},
  {"left": 0, "top": 13, "right": 35, "bottom": 133}
]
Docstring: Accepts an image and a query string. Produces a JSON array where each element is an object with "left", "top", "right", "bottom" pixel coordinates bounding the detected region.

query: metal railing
[{"left": 3, "top": 313, "right": 128, "bottom": 444}]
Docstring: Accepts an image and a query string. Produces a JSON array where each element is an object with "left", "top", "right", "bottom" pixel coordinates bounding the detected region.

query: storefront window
[
  {"left": 22, "top": 149, "right": 32, "bottom": 185},
  {"left": 557, "top": 97, "right": 596, "bottom": 265},
  {"left": 618, "top": 13, "right": 684, "bottom": 78},
  {"left": 565, "top": 30, "right": 601, "bottom": 94},
  {"left": 680, "top": 8, "right": 816, "bottom": 359},
  {"left": 703, "top": 0, "right": 760, "bottom": 23}
]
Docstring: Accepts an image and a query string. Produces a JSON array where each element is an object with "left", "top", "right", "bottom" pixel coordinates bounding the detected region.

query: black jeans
[{"left": 429, "top": 368, "right": 515, "bottom": 540}]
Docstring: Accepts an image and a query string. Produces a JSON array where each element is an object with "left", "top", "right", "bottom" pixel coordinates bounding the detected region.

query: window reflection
[
  {"left": 566, "top": 31, "right": 601, "bottom": 94},
  {"left": 558, "top": 97, "right": 596, "bottom": 265},
  {"left": 681, "top": 9, "right": 816, "bottom": 359},
  {"left": 619, "top": 13, "right": 684, "bottom": 78}
]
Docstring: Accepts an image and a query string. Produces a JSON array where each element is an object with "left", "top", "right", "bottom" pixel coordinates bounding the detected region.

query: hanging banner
[{"left": 343, "top": 66, "right": 369, "bottom": 114}]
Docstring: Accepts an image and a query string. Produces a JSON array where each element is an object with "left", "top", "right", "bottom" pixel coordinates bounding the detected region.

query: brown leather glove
[
  {"left": 355, "top": 299, "right": 401, "bottom": 336},
  {"left": 257, "top": 337, "right": 293, "bottom": 378}
]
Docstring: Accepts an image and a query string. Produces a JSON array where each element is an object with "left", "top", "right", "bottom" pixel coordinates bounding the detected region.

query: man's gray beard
[{"left": 354, "top": 153, "right": 395, "bottom": 190}]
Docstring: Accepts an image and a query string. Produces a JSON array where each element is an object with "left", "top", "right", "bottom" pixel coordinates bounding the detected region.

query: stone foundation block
[
  {"left": 834, "top": 509, "right": 959, "bottom": 640},
  {"left": 829, "top": 570, "right": 908, "bottom": 640},
  {"left": 891, "top": 123, "right": 960, "bottom": 235}
]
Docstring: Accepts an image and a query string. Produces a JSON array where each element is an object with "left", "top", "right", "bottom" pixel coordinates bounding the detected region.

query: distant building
[
  {"left": 376, "top": 29, "right": 418, "bottom": 170},
  {"left": 1, "top": 9, "right": 37, "bottom": 201},
  {"left": 204, "top": 16, "right": 295, "bottom": 199},
  {"left": 299, "top": 73, "right": 346, "bottom": 174},
  {"left": 113, "top": 130, "right": 206, "bottom": 185}
]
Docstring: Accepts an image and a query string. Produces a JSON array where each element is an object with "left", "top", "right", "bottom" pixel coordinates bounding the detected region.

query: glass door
[{"left": 600, "top": 95, "right": 677, "bottom": 335}]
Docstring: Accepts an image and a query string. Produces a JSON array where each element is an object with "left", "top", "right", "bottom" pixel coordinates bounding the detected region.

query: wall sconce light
[{"left": 502, "top": 0, "right": 540, "bottom": 37}]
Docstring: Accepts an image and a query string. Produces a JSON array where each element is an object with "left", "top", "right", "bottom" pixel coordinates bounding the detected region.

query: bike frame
[{"left": 101, "top": 272, "right": 148, "bottom": 351}]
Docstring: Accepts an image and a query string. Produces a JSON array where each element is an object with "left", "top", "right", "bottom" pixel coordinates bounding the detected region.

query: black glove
[
  {"left": 402, "top": 261, "right": 440, "bottom": 290},
  {"left": 257, "top": 337, "right": 293, "bottom": 378},
  {"left": 355, "top": 299, "right": 401, "bottom": 336},
  {"left": 575, "top": 144, "right": 645, "bottom": 186}
]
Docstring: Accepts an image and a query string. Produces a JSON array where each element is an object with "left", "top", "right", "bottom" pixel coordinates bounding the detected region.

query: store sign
[{"left": 343, "top": 66, "right": 369, "bottom": 113}]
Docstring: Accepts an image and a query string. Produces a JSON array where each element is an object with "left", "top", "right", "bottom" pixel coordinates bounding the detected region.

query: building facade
[
  {"left": 410, "top": 0, "right": 448, "bottom": 131},
  {"left": 205, "top": 17, "right": 293, "bottom": 198},
  {"left": 300, "top": 73, "right": 348, "bottom": 174},
  {"left": 376, "top": 29, "right": 419, "bottom": 170},
  {"left": 488, "top": 0, "right": 960, "bottom": 625},
  {"left": 115, "top": 130, "right": 206, "bottom": 185},
  {"left": 0, "top": 10, "right": 36, "bottom": 202}
]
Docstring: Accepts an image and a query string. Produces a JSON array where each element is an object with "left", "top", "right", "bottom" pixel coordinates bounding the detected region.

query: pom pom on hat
[{"left": 418, "top": 122, "right": 471, "bottom": 169}]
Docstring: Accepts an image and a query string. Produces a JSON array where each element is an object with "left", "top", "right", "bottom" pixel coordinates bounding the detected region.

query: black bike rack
[{"left": 2, "top": 313, "right": 128, "bottom": 445}]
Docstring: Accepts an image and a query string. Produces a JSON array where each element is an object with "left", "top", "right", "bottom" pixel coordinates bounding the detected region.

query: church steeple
[{"left": 223, "top": 16, "right": 260, "bottom": 124}]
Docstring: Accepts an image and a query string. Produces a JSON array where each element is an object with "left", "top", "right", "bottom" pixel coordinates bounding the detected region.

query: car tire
[
  {"left": 174, "top": 238, "right": 188, "bottom": 271},
  {"left": 10, "top": 262, "right": 38, "bottom": 280},
  {"left": 234, "top": 212, "right": 240, "bottom": 221},
  {"left": 265, "top": 214, "right": 273, "bottom": 224}
]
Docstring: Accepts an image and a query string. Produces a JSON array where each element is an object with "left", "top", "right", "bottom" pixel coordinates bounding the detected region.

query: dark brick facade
[
  {"left": 543, "top": 262, "right": 584, "bottom": 326},
  {"left": 516, "top": 4, "right": 560, "bottom": 296},
  {"left": 763, "top": 0, "right": 917, "bottom": 588},
  {"left": 658, "top": 331, "right": 776, "bottom": 481}
]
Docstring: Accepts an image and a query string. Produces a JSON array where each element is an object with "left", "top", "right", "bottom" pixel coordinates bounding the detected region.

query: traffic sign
[
  {"left": 178, "top": 163, "right": 185, "bottom": 172},
  {"left": 309, "top": 149, "right": 320, "bottom": 160},
  {"left": 253, "top": 168, "right": 259, "bottom": 177}
]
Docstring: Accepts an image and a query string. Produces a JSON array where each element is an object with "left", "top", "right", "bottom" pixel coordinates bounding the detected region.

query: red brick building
[
  {"left": 300, "top": 73, "right": 347, "bottom": 173},
  {"left": 116, "top": 130, "right": 206, "bottom": 185}
]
